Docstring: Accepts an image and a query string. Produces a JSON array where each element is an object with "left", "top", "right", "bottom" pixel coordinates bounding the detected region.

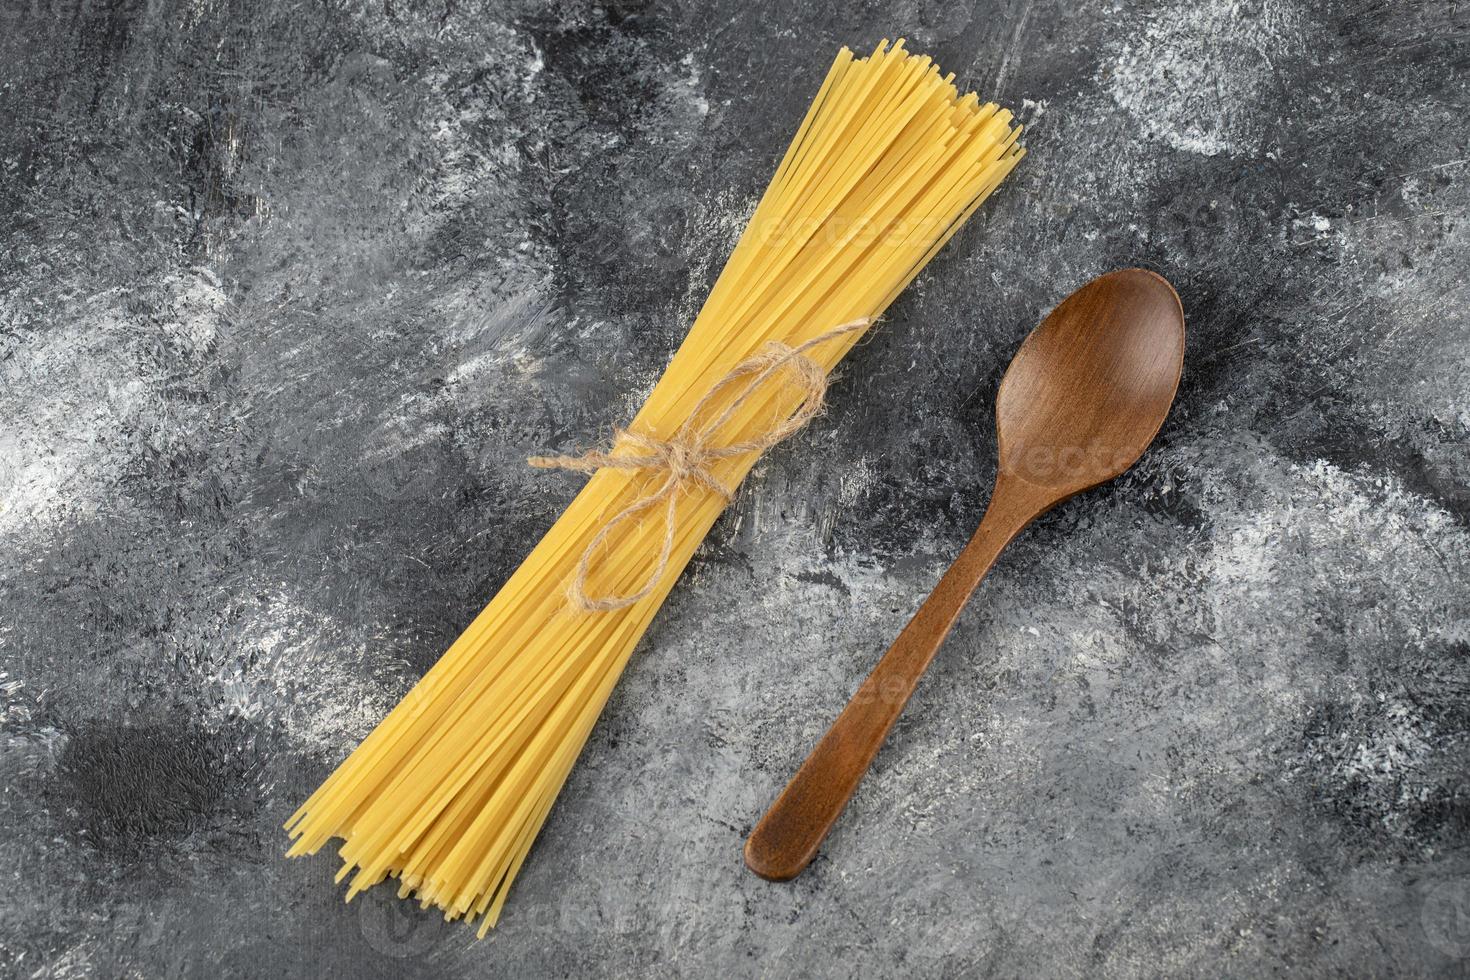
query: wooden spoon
[{"left": 744, "top": 268, "right": 1185, "bottom": 881}]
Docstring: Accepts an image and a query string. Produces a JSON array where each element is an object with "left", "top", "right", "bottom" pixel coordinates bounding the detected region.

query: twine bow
[{"left": 528, "top": 318, "right": 871, "bottom": 611}]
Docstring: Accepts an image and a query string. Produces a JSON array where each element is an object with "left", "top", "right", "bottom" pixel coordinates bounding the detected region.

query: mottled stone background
[{"left": 1, "top": 0, "right": 1467, "bottom": 976}]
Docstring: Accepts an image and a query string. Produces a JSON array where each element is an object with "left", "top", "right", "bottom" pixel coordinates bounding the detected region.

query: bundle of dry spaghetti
[{"left": 286, "top": 39, "right": 1022, "bottom": 934}]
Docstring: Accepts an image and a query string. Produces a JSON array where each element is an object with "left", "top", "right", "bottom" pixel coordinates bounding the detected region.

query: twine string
[{"left": 528, "top": 318, "right": 870, "bottom": 611}]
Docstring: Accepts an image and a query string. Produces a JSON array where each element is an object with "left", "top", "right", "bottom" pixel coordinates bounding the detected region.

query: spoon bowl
[
  {"left": 996, "top": 268, "right": 1184, "bottom": 496},
  {"left": 745, "top": 268, "right": 1185, "bottom": 881}
]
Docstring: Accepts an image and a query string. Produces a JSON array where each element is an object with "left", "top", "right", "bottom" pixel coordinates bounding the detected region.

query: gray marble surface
[{"left": 2, "top": 0, "right": 1468, "bottom": 976}]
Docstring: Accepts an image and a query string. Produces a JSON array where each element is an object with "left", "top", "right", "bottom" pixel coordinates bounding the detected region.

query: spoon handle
[{"left": 744, "top": 475, "right": 1043, "bottom": 881}]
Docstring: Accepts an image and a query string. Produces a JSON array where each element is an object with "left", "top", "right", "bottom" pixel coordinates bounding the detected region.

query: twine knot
[{"left": 529, "top": 318, "right": 870, "bottom": 611}]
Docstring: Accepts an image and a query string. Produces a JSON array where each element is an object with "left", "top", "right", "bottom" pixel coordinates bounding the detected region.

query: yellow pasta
[{"left": 285, "top": 39, "right": 1023, "bottom": 934}]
